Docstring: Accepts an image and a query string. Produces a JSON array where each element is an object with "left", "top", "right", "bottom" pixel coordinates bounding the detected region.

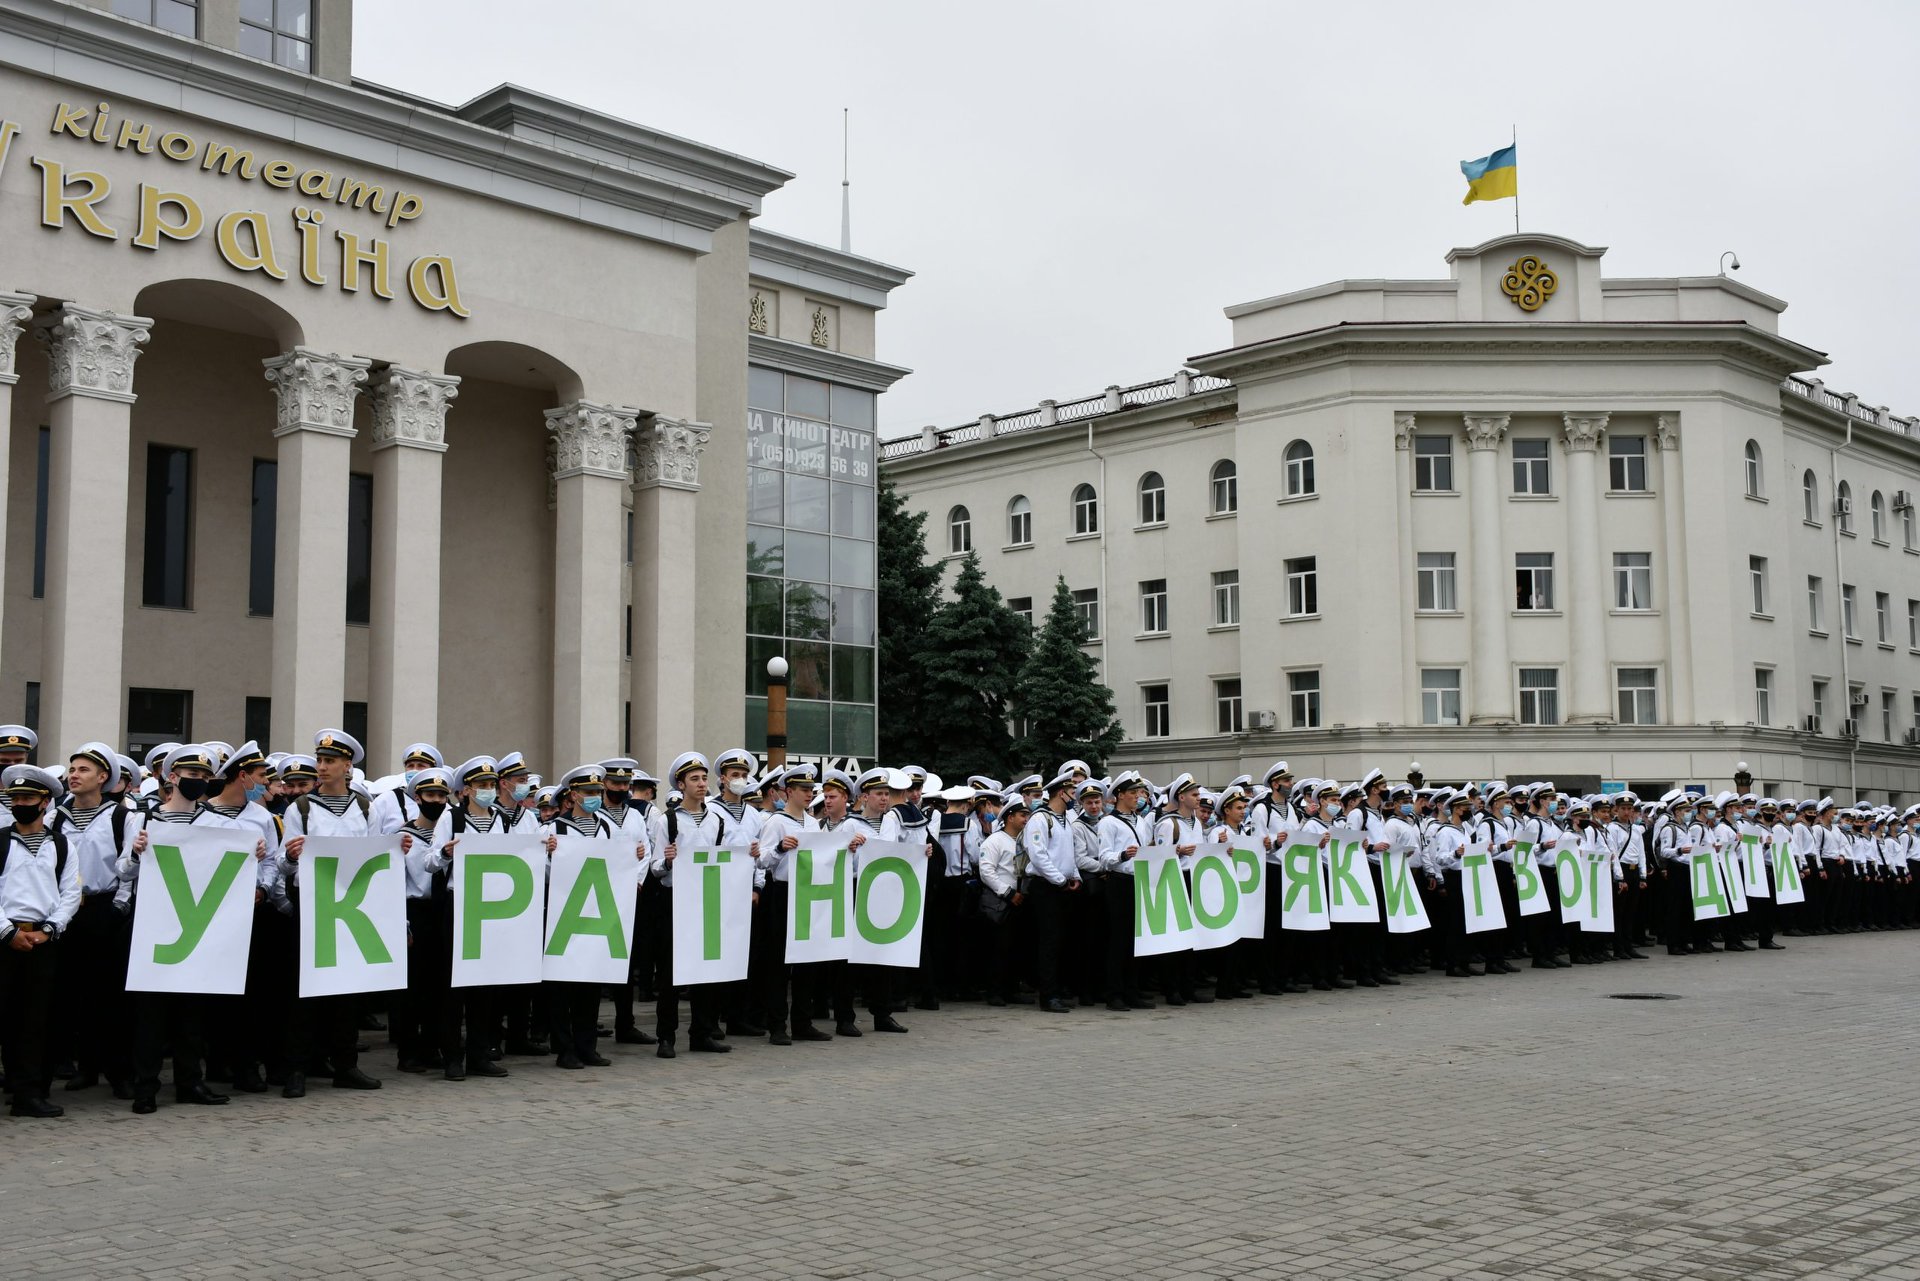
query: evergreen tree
[
  {"left": 915, "top": 552, "right": 1029, "bottom": 780},
  {"left": 875, "top": 477, "right": 942, "bottom": 764},
  {"left": 1011, "top": 576, "right": 1123, "bottom": 775}
]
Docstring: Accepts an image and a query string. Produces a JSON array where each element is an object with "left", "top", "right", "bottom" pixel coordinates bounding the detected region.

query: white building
[{"left": 883, "top": 233, "right": 1920, "bottom": 802}]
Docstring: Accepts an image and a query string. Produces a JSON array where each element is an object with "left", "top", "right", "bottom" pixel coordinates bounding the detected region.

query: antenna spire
[{"left": 840, "top": 108, "right": 851, "bottom": 253}]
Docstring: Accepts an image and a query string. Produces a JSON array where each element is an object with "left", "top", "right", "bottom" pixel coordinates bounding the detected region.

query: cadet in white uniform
[
  {"left": 644, "top": 753, "right": 735, "bottom": 1056},
  {"left": 0, "top": 765, "right": 80, "bottom": 1118}
]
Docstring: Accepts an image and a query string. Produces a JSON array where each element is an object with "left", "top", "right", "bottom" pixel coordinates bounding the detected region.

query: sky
[{"left": 355, "top": 0, "right": 1920, "bottom": 438}]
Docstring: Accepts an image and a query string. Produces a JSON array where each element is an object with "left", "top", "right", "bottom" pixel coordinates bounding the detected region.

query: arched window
[
  {"left": 1743, "top": 440, "right": 1763, "bottom": 498},
  {"left": 947, "top": 505, "right": 971, "bottom": 555},
  {"left": 1870, "top": 491, "right": 1886, "bottom": 540},
  {"left": 1803, "top": 470, "right": 1819, "bottom": 523},
  {"left": 1072, "top": 483, "right": 1099, "bottom": 536},
  {"left": 1284, "top": 440, "right": 1316, "bottom": 497},
  {"left": 1209, "top": 460, "right": 1238, "bottom": 515},
  {"left": 1837, "top": 480, "right": 1854, "bottom": 534},
  {"left": 1138, "top": 471, "right": 1166, "bottom": 525},
  {"left": 1006, "top": 495, "right": 1032, "bottom": 547}
]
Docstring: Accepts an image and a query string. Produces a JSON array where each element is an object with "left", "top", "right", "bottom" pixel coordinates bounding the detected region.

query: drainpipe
[
  {"left": 1829, "top": 416, "right": 1855, "bottom": 801},
  {"left": 1086, "top": 415, "right": 1109, "bottom": 685}
]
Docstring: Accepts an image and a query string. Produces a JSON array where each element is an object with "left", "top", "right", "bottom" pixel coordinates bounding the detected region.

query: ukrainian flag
[{"left": 1461, "top": 145, "right": 1517, "bottom": 205}]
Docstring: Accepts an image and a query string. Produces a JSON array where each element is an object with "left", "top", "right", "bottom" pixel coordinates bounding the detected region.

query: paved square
[{"left": 12, "top": 935, "right": 1920, "bottom": 1280}]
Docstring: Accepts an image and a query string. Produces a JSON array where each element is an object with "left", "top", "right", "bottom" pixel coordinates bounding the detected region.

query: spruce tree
[
  {"left": 916, "top": 551, "right": 1029, "bottom": 780},
  {"left": 1011, "top": 576, "right": 1123, "bottom": 775},
  {"left": 875, "top": 477, "right": 942, "bottom": 764}
]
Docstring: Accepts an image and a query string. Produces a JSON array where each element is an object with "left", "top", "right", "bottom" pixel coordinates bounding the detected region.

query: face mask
[
  {"left": 1134, "top": 795, "right": 1150, "bottom": 813},
  {"left": 581, "top": 795, "right": 603, "bottom": 813},
  {"left": 1398, "top": 802, "right": 1414, "bottom": 817},
  {"left": 772, "top": 798, "right": 786, "bottom": 812},
  {"left": 472, "top": 788, "right": 498, "bottom": 808},
  {"left": 176, "top": 777, "right": 211, "bottom": 802},
  {"left": 726, "top": 778, "right": 753, "bottom": 798},
  {"left": 404, "top": 770, "right": 419, "bottom": 785},
  {"left": 245, "top": 782, "right": 269, "bottom": 804},
  {"left": 511, "top": 783, "right": 532, "bottom": 802},
  {"left": 10, "top": 803, "right": 43, "bottom": 826},
  {"left": 418, "top": 800, "right": 447, "bottom": 824},
  {"left": 607, "top": 789, "right": 629, "bottom": 806},
  {"left": 1325, "top": 802, "right": 1342, "bottom": 819},
  {"left": 1498, "top": 805, "right": 1512, "bottom": 818}
]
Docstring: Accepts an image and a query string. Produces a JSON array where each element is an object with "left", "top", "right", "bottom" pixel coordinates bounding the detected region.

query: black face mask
[
  {"left": 175, "top": 777, "right": 211, "bottom": 802},
  {"left": 10, "top": 803, "right": 44, "bottom": 827},
  {"left": 606, "top": 788, "right": 630, "bottom": 806},
  {"left": 418, "top": 800, "right": 447, "bottom": 824}
]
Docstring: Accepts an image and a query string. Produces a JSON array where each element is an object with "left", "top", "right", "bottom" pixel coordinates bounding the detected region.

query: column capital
[
  {"left": 1393, "top": 412, "right": 1416, "bottom": 451},
  {"left": 546, "top": 400, "right": 638, "bottom": 481},
  {"left": 1561, "top": 412, "right": 1609, "bottom": 452},
  {"left": 1655, "top": 413, "right": 1680, "bottom": 451},
  {"left": 1462, "top": 413, "right": 1509, "bottom": 452},
  {"left": 38, "top": 303, "right": 152, "bottom": 404},
  {"left": 370, "top": 366, "right": 460, "bottom": 453},
  {"left": 0, "top": 291, "right": 36, "bottom": 386},
  {"left": 634, "top": 416, "right": 712, "bottom": 491},
  {"left": 263, "top": 348, "right": 371, "bottom": 438}
]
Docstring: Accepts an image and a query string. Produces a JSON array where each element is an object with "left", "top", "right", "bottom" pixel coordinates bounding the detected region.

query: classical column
[
  {"left": 1657, "top": 415, "right": 1694, "bottom": 724},
  {"left": 1393, "top": 413, "right": 1419, "bottom": 726},
  {"left": 36, "top": 305, "right": 150, "bottom": 752},
  {"left": 264, "top": 348, "right": 370, "bottom": 745},
  {"left": 1562, "top": 413, "right": 1612, "bottom": 724},
  {"left": 1464, "top": 413, "right": 1513, "bottom": 723},
  {"left": 629, "top": 416, "right": 711, "bottom": 767},
  {"left": 366, "top": 367, "right": 458, "bottom": 773},
  {"left": 0, "top": 293, "right": 35, "bottom": 680},
  {"left": 548, "top": 401, "right": 636, "bottom": 765}
]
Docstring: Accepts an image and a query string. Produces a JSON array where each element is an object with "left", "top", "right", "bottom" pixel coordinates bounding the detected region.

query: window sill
[
  {"left": 1803, "top": 520, "right": 1824, "bottom": 530},
  {"left": 1134, "top": 521, "right": 1168, "bottom": 533},
  {"left": 1906, "top": 547, "right": 1920, "bottom": 556},
  {"left": 1845, "top": 636, "right": 1863, "bottom": 646},
  {"left": 1207, "top": 623, "right": 1241, "bottom": 633},
  {"left": 140, "top": 604, "right": 195, "bottom": 613},
  {"left": 1416, "top": 609, "right": 1464, "bottom": 618},
  {"left": 1511, "top": 609, "right": 1562, "bottom": 618},
  {"left": 1080, "top": 637, "right": 1104, "bottom": 646},
  {"left": 1872, "top": 539, "right": 1890, "bottom": 548},
  {"left": 1206, "top": 510, "right": 1238, "bottom": 522},
  {"left": 1136, "top": 631, "right": 1170, "bottom": 641},
  {"left": 1840, "top": 530, "right": 1857, "bottom": 539},
  {"left": 1413, "top": 489, "right": 1460, "bottom": 497},
  {"left": 1878, "top": 642, "right": 1896, "bottom": 652},
  {"left": 1750, "top": 612, "right": 1774, "bottom": 622},
  {"left": 1003, "top": 542, "right": 1032, "bottom": 553},
  {"left": 941, "top": 551, "right": 972, "bottom": 562},
  {"left": 1605, "top": 490, "right": 1656, "bottom": 499},
  {"left": 1280, "top": 613, "right": 1322, "bottom": 624},
  {"left": 1809, "top": 629, "right": 1829, "bottom": 639},
  {"left": 1509, "top": 493, "right": 1557, "bottom": 502},
  {"left": 1609, "top": 609, "right": 1660, "bottom": 618},
  {"left": 1065, "top": 532, "right": 1100, "bottom": 544},
  {"left": 1746, "top": 494, "right": 1769, "bottom": 505},
  {"left": 1275, "top": 493, "right": 1319, "bottom": 507}
]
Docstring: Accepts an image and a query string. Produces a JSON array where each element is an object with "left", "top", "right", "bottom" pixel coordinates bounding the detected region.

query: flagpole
[{"left": 1512, "top": 123, "right": 1520, "bottom": 234}]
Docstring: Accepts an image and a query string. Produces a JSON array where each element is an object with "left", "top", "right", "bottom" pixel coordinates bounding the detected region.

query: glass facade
[{"left": 744, "top": 366, "right": 877, "bottom": 761}]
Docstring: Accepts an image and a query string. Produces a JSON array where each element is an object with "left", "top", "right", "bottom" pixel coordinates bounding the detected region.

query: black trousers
[
  {"left": 752, "top": 882, "right": 791, "bottom": 1032},
  {"left": 0, "top": 938, "right": 59, "bottom": 1102},
  {"left": 1102, "top": 872, "right": 1142, "bottom": 1001},
  {"left": 792, "top": 959, "right": 855, "bottom": 1026},
  {"left": 648, "top": 883, "right": 716, "bottom": 1040},
  {"left": 916, "top": 865, "right": 951, "bottom": 1003},
  {"left": 613, "top": 885, "right": 647, "bottom": 1032},
  {"left": 1027, "top": 878, "right": 1070, "bottom": 1002},
  {"left": 397, "top": 897, "right": 444, "bottom": 1063},
  {"left": 57, "top": 896, "right": 131, "bottom": 1084},
  {"left": 131, "top": 990, "right": 208, "bottom": 1100},
  {"left": 546, "top": 981, "right": 600, "bottom": 1060},
  {"left": 1613, "top": 867, "right": 1642, "bottom": 954},
  {"left": 1439, "top": 869, "right": 1468, "bottom": 968},
  {"left": 1072, "top": 874, "right": 1106, "bottom": 1001}
]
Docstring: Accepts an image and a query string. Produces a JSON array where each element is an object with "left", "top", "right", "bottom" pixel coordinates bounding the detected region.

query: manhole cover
[{"left": 1608, "top": 992, "right": 1683, "bottom": 1000}]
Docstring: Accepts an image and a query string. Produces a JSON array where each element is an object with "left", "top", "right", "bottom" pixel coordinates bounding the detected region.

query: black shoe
[
  {"left": 332, "top": 1067, "right": 381, "bottom": 1090},
  {"left": 1041, "top": 999, "right": 1072, "bottom": 1014},
  {"left": 178, "top": 1083, "right": 229, "bottom": 1106},
  {"left": 1327, "top": 979, "right": 1354, "bottom": 990},
  {"left": 1696, "top": 943, "right": 1722, "bottom": 952},
  {"left": 768, "top": 1030, "right": 793, "bottom": 1046},
  {"left": 656, "top": 1039, "right": 677, "bottom": 1059},
  {"left": 1309, "top": 981, "right": 1332, "bottom": 992},
  {"left": 397, "top": 1057, "right": 428, "bottom": 1074},
  {"left": 1445, "top": 966, "right": 1474, "bottom": 978},
  {"left": 503, "top": 1039, "right": 548, "bottom": 1056},
  {"left": 581, "top": 1053, "right": 611, "bottom": 1067},
  {"left": 132, "top": 1096, "right": 158, "bottom": 1115},
  {"left": 1127, "top": 996, "right": 1157, "bottom": 1009},
  {"left": 689, "top": 1037, "right": 732, "bottom": 1053},
  {"left": 1189, "top": 991, "right": 1217, "bottom": 1003},
  {"left": 10, "top": 1097, "right": 63, "bottom": 1118},
  {"left": 1280, "top": 982, "right": 1311, "bottom": 994},
  {"left": 1725, "top": 941, "right": 1752, "bottom": 952},
  {"left": 111, "top": 1079, "right": 135, "bottom": 1100},
  {"left": 468, "top": 1059, "right": 509, "bottom": 1078},
  {"left": 1106, "top": 998, "right": 1131, "bottom": 1012},
  {"left": 444, "top": 1063, "right": 468, "bottom": 1081},
  {"left": 1532, "top": 959, "right": 1558, "bottom": 969},
  {"left": 1167, "top": 993, "right": 1190, "bottom": 1005},
  {"left": 614, "top": 1027, "right": 656, "bottom": 1046},
  {"left": 1354, "top": 976, "right": 1380, "bottom": 988},
  {"left": 1217, "top": 987, "right": 1251, "bottom": 999},
  {"left": 834, "top": 1021, "right": 863, "bottom": 1038},
  {"left": 64, "top": 1071, "right": 100, "bottom": 1092},
  {"left": 1760, "top": 941, "right": 1786, "bottom": 950},
  {"left": 1552, "top": 958, "right": 1572, "bottom": 967},
  {"left": 233, "top": 1066, "right": 267, "bottom": 1094},
  {"left": 1374, "top": 972, "right": 1404, "bottom": 985},
  {"left": 873, "top": 1014, "right": 910, "bottom": 1032},
  {"left": 281, "top": 1072, "right": 307, "bottom": 1099},
  {"left": 793, "top": 1024, "right": 831, "bottom": 1041},
  {"left": 986, "top": 995, "right": 1006, "bottom": 1007},
  {"left": 914, "top": 998, "right": 941, "bottom": 1011},
  {"left": 728, "top": 1022, "right": 766, "bottom": 1038},
  {"left": 555, "top": 1054, "right": 584, "bottom": 1070}
]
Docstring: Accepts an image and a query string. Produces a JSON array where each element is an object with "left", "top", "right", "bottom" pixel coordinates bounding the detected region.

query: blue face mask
[
  {"left": 472, "top": 788, "right": 498, "bottom": 809},
  {"left": 245, "top": 782, "right": 269, "bottom": 804},
  {"left": 511, "top": 783, "right": 532, "bottom": 802},
  {"left": 1134, "top": 795, "right": 1150, "bottom": 813},
  {"left": 403, "top": 770, "right": 419, "bottom": 785},
  {"left": 1498, "top": 804, "right": 1512, "bottom": 818},
  {"left": 581, "top": 795, "right": 603, "bottom": 813},
  {"left": 1397, "top": 802, "right": 1414, "bottom": 817},
  {"left": 772, "top": 798, "right": 786, "bottom": 811}
]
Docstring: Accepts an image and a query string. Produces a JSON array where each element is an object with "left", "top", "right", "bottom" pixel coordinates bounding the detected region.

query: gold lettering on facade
[{"left": 132, "top": 184, "right": 204, "bottom": 250}]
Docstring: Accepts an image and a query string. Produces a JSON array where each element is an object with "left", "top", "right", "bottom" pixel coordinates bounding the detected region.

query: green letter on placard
[
  {"left": 1773, "top": 845, "right": 1801, "bottom": 895},
  {"left": 1691, "top": 853, "right": 1728, "bottom": 916},
  {"left": 854, "top": 856, "right": 920, "bottom": 945},
  {"left": 696, "top": 850, "right": 731, "bottom": 960},
  {"left": 1462, "top": 850, "right": 1489, "bottom": 916},
  {"left": 312, "top": 853, "right": 392, "bottom": 968},
  {"left": 1135, "top": 856, "right": 1193, "bottom": 938},
  {"left": 546, "top": 855, "right": 627, "bottom": 959},
  {"left": 1512, "top": 843, "right": 1540, "bottom": 903},
  {"left": 793, "top": 847, "right": 847, "bottom": 941},
  {"left": 1281, "top": 844, "right": 1324, "bottom": 914},
  {"left": 1555, "top": 848, "right": 1583, "bottom": 910},
  {"left": 1328, "top": 839, "right": 1367, "bottom": 908},
  {"left": 1231, "top": 848, "right": 1262, "bottom": 896},
  {"left": 1382, "top": 852, "right": 1418, "bottom": 918},
  {"left": 461, "top": 853, "right": 534, "bottom": 959},
  {"left": 150, "top": 843, "right": 249, "bottom": 965},
  {"left": 1191, "top": 851, "right": 1239, "bottom": 930}
]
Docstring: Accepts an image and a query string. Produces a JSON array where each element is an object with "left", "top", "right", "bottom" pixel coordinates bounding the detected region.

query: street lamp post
[{"left": 767, "top": 655, "right": 790, "bottom": 770}]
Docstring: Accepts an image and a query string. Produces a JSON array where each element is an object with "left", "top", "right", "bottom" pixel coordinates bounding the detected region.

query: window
[
  {"left": 947, "top": 505, "right": 971, "bottom": 555},
  {"left": 142, "top": 445, "right": 193, "bottom": 609},
  {"left": 244, "top": 696, "right": 272, "bottom": 749},
  {"left": 1140, "top": 579, "right": 1168, "bottom": 634},
  {"left": 1210, "top": 460, "right": 1238, "bottom": 514},
  {"left": 1288, "top": 670, "right": 1321, "bottom": 728},
  {"left": 126, "top": 687, "right": 192, "bottom": 757},
  {"left": 1284, "top": 556, "right": 1318, "bottom": 617},
  {"left": 1283, "top": 441, "right": 1315, "bottom": 497},
  {"left": 1909, "top": 599, "right": 1919, "bottom": 649},
  {"left": 1512, "top": 439, "right": 1551, "bottom": 495},
  {"left": 1905, "top": 505, "right": 1917, "bottom": 551},
  {"left": 343, "top": 700, "right": 368, "bottom": 747},
  {"left": 1072, "top": 483, "right": 1099, "bottom": 535},
  {"left": 1417, "top": 552, "right": 1457, "bottom": 611},
  {"left": 1138, "top": 472, "right": 1166, "bottom": 525},
  {"left": 1837, "top": 481, "right": 1854, "bottom": 534},
  {"left": 248, "top": 458, "right": 277, "bottom": 616},
  {"left": 346, "top": 472, "right": 372, "bottom": 625},
  {"left": 1876, "top": 592, "right": 1891, "bottom": 644},
  {"left": 1847, "top": 684, "right": 1864, "bottom": 736},
  {"left": 1808, "top": 576, "right": 1825, "bottom": 632},
  {"left": 1414, "top": 435, "right": 1453, "bottom": 491},
  {"left": 1882, "top": 690, "right": 1895, "bottom": 741},
  {"left": 1142, "top": 684, "right": 1171, "bottom": 738},
  {"left": 1754, "top": 668, "right": 1772, "bottom": 726},
  {"left": 1420, "top": 669, "right": 1462, "bottom": 726},
  {"left": 1009, "top": 596, "right": 1032, "bottom": 628},
  {"left": 23, "top": 684, "right": 38, "bottom": 738},
  {"left": 1518, "top": 669, "right": 1560, "bottom": 725},
  {"left": 32, "top": 427, "right": 49, "bottom": 598},
  {"left": 239, "top": 0, "right": 313, "bottom": 73},
  {"left": 1612, "top": 552, "right": 1652, "bottom": 611},
  {"left": 1007, "top": 496, "right": 1031, "bottom": 546},
  {"left": 1608, "top": 436, "right": 1648, "bottom": 492},
  {"left": 111, "top": 0, "right": 196, "bottom": 36},
  {"left": 1914, "top": 693, "right": 1920, "bottom": 738},
  {"left": 1743, "top": 440, "right": 1764, "bottom": 498},
  {"left": 1616, "top": 668, "right": 1658, "bottom": 725},
  {"left": 1515, "top": 553, "right": 1554, "bottom": 610},
  {"left": 1842, "top": 584, "right": 1858, "bottom": 640},
  {"left": 1212, "top": 571, "right": 1240, "bottom": 627},
  {"left": 1072, "top": 588, "right": 1100, "bottom": 640},
  {"left": 625, "top": 605, "right": 632, "bottom": 658},
  {"left": 1215, "top": 679, "right": 1243, "bottom": 734},
  {"left": 1749, "top": 556, "right": 1768, "bottom": 615},
  {"left": 624, "top": 511, "right": 634, "bottom": 564},
  {"left": 1812, "top": 679, "right": 1828, "bottom": 731},
  {"left": 1871, "top": 491, "right": 1887, "bottom": 541},
  {"left": 1802, "top": 470, "right": 1819, "bottom": 523}
]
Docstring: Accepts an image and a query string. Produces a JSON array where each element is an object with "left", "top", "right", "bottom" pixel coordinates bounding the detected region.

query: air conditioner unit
[
  {"left": 1851, "top": 691, "right": 1871, "bottom": 707},
  {"left": 1894, "top": 490, "right": 1914, "bottom": 512},
  {"left": 1834, "top": 496, "right": 1853, "bottom": 517},
  {"left": 1905, "top": 728, "right": 1920, "bottom": 746},
  {"left": 1247, "top": 709, "right": 1277, "bottom": 731},
  {"left": 1803, "top": 715, "right": 1821, "bottom": 733},
  {"left": 1841, "top": 719, "right": 1860, "bottom": 738}
]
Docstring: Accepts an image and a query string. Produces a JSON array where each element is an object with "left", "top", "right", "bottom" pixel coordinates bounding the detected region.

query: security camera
[
  {"left": 1720, "top": 251, "right": 1741, "bottom": 274},
  {"left": 1728, "top": 255, "right": 1740, "bottom": 271}
]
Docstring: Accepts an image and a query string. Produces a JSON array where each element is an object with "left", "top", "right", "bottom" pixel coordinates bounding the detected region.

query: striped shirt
[{"left": 310, "top": 792, "right": 356, "bottom": 817}]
